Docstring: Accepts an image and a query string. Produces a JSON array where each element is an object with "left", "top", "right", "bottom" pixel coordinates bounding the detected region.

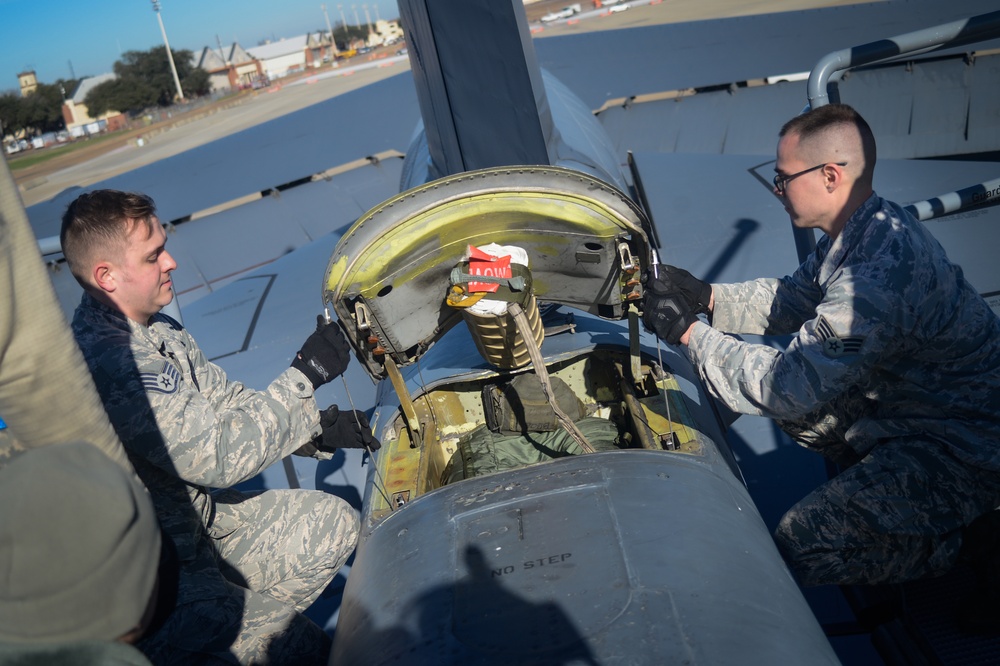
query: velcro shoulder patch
[
  {"left": 141, "top": 361, "right": 182, "bottom": 394},
  {"left": 815, "top": 315, "right": 864, "bottom": 358}
]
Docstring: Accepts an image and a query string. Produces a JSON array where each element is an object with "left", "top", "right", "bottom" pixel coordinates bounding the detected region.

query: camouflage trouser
[
  {"left": 139, "top": 488, "right": 359, "bottom": 665},
  {"left": 774, "top": 401, "right": 1000, "bottom": 586}
]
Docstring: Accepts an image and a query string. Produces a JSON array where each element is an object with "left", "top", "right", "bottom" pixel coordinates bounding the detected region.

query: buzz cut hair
[
  {"left": 60, "top": 190, "right": 158, "bottom": 286},
  {"left": 779, "top": 103, "right": 877, "bottom": 166}
]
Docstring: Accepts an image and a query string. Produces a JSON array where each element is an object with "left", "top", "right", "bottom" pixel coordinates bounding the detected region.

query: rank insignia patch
[
  {"left": 141, "top": 361, "right": 182, "bottom": 394},
  {"left": 816, "top": 315, "right": 863, "bottom": 358}
]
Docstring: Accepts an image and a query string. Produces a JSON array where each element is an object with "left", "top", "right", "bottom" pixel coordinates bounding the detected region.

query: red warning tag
[{"left": 467, "top": 246, "right": 512, "bottom": 293}]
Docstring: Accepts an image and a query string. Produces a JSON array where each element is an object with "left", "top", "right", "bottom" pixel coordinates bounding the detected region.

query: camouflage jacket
[
  {"left": 71, "top": 294, "right": 322, "bottom": 567},
  {"left": 687, "top": 194, "right": 1000, "bottom": 467}
]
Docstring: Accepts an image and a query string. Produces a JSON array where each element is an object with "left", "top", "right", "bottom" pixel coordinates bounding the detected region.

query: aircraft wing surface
[
  {"left": 47, "top": 159, "right": 405, "bottom": 314},
  {"left": 27, "top": 75, "right": 419, "bottom": 240},
  {"left": 164, "top": 159, "right": 406, "bottom": 306},
  {"left": 535, "top": 0, "right": 1000, "bottom": 107}
]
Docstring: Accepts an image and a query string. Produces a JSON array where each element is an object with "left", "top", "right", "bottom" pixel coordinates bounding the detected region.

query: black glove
[
  {"left": 642, "top": 287, "right": 699, "bottom": 345},
  {"left": 645, "top": 264, "right": 712, "bottom": 315},
  {"left": 291, "top": 315, "right": 351, "bottom": 389},
  {"left": 313, "top": 405, "right": 381, "bottom": 452}
]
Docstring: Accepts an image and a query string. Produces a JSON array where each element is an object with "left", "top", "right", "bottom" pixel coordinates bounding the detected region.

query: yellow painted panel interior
[{"left": 368, "top": 349, "right": 708, "bottom": 521}]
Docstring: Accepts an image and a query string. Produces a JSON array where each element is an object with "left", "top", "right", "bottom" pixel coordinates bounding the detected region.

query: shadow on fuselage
[{"left": 335, "top": 544, "right": 599, "bottom": 665}]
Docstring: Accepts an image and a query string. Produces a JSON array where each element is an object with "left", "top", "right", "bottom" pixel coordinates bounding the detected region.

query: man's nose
[{"left": 162, "top": 250, "right": 178, "bottom": 271}]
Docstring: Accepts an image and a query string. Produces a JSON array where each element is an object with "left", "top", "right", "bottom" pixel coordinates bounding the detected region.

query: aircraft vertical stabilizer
[
  {"left": 397, "top": 0, "right": 625, "bottom": 190},
  {"left": 398, "top": 0, "right": 553, "bottom": 179}
]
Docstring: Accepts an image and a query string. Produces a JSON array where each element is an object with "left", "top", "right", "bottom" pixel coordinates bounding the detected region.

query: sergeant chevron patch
[
  {"left": 141, "top": 361, "right": 182, "bottom": 394},
  {"left": 816, "top": 315, "right": 863, "bottom": 358}
]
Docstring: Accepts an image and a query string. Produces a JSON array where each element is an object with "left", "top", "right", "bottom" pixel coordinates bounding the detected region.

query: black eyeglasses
[{"left": 773, "top": 162, "right": 847, "bottom": 194}]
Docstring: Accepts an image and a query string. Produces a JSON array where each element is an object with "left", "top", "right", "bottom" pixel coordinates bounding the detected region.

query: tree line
[
  {"left": 1, "top": 46, "right": 210, "bottom": 139},
  {"left": 84, "top": 46, "right": 210, "bottom": 117},
  {"left": 0, "top": 80, "right": 75, "bottom": 137},
  {"left": 2, "top": 23, "right": 390, "bottom": 139}
]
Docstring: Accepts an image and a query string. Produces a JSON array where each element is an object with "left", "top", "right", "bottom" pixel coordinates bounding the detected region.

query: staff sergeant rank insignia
[
  {"left": 141, "top": 361, "right": 182, "bottom": 394},
  {"left": 815, "top": 315, "right": 863, "bottom": 358}
]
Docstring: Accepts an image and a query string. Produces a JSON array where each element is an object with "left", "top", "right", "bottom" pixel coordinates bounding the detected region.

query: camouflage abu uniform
[
  {"left": 72, "top": 293, "right": 359, "bottom": 665},
  {"left": 686, "top": 194, "right": 1000, "bottom": 586}
]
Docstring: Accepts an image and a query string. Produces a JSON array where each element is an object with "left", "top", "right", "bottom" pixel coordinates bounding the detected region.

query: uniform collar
[
  {"left": 80, "top": 292, "right": 171, "bottom": 345},
  {"left": 80, "top": 292, "right": 129, "bottom": 326},
  {"left": 817, "top": 193, "right": 881, "bottom": 283},
  {"left": 838, "top": 193, "right": 881, "bottom": 247}
]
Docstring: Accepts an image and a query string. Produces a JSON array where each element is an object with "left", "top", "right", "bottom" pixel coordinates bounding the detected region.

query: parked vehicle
[{"left": 541, "top": 3, "right": 582, "bottom": 21}]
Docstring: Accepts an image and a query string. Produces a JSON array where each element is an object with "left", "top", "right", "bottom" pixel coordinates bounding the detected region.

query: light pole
[
  {"left": 338, "top": 4, "right": 348, "bottom": 47},
  {"left": 351, "top": 5, "right": 360, "bottom": 30},
  {"left": 151, "top": 0, "right": 185, "bottom": 102},
  {"left": 216, "top": 34, "right": 230, "bottom": 67},
  {"left": 362, "top": 3, "right": 373, "bottom": 38},
  {"left": 321, "top": 4, "right": 339, "bottom": 57}
]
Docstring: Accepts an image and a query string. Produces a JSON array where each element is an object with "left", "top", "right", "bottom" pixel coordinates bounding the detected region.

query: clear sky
[{"left": 1, "top": 0, "right": 402, "bottom": 91}]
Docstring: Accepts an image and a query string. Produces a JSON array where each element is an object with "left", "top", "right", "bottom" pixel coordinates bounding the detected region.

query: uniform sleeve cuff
[{"left": 285, "top": 366, "right": 316, "bottom": 398}]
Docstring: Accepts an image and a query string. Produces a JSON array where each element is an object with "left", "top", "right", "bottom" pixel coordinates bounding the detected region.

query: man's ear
[
  {"left": 824, "top": 163, "right": 844, "bottom": 193},
  {"left": 93, "top": 261, "right": 116, "bottom": 293}
]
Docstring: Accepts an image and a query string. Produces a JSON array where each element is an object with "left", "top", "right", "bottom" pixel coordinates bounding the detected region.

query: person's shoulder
[
  {"left": 78, "top": 317, "right": 162, "bottom": 381},
  {"left": 854, "top": 195, "right": 923, "bottom": 256},
  {"left": 72, "top": 294, "right": 127, "bottom": 334},
  {"left": 874, "top": 196, "right": 919, "bottom": 228},
  {"left": 72, "top": 305, "right": 133, "bottom": 359},
  {"left": 874, "top": 197, "right": 947, "bottom": 261}
]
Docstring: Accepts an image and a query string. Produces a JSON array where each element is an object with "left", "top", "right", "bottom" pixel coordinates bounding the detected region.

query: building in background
[
  {"left": 371, "top": 19, "right": 404, "bottom": 47},
  {"left": 194, "top": 43, "right": 266, "bottom": 91},
  {"left": 306, "top": 31, "right": 337, "bottom": 65},
  {"left": 61, "top": 74, "right": 126, "bottom": 138},
  {"left": 246, "top": 32, "right": 336, "bottom": 80},
  {"left": 17, "top": 70, "right": 37, "bottom": 97}
]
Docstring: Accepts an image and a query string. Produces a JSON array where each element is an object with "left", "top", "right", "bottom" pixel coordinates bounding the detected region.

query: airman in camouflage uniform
[
  {"left": 62, "top": 190, "right": 365, "bottom": 665},
  {"left": 643, "top": 104, "right": 1000, "bottom": 587}
]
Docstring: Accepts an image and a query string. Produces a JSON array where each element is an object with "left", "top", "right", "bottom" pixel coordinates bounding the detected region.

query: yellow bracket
[
  {"left": 627, "top": 304, "right": 642, "bottom": 389},
  {"left": 384, "top": 356, "right": 421, "bottom": 440}
]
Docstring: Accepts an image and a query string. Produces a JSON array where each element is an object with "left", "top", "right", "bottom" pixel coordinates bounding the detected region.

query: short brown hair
[
  {"left": 780, "top": 103, "right": 877, "bottom": 167},
  {"left": 60, "top": 190, "right": 158, "bottom": 285}
]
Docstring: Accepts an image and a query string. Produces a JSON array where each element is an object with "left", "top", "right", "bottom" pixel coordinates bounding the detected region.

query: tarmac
[
  {"left": 13, "top": 0, "right": 876, "bottom": 209},
  {"left": 14, "top": 61, "right": 411, "bottom": 208}
]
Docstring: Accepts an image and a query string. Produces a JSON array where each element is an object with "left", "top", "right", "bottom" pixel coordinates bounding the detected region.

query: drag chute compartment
[{"left": 323, "top": 166, "right": 651, "bottom": 380}]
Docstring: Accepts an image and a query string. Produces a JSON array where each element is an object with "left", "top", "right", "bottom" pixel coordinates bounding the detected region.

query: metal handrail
[
  {"left": 801, "top": 10, "right": 1000, "bottom": 234},
  {"left": 807, "top": 10, "right": 1000, "bottom": 108},
  {"left": 904, "top": 176, "right": 1000, "bottom": 222}
]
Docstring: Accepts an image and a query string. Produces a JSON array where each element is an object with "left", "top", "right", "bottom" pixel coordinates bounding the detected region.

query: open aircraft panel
[{"left": 324, "top": 166, "right": 651, "bottom": 380}]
